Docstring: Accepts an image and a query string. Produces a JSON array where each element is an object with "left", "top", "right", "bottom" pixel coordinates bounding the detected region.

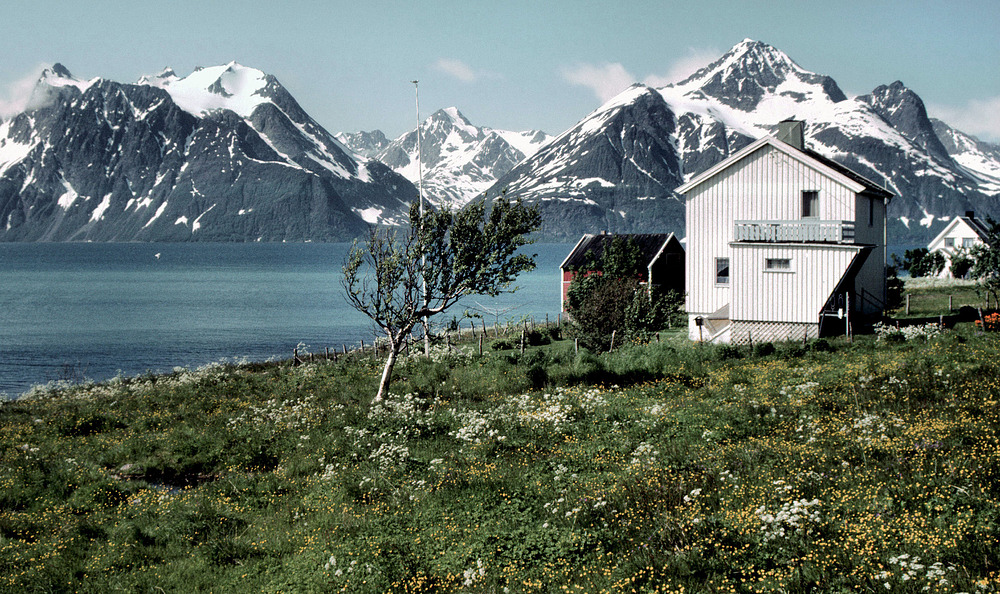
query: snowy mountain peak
[
  {"left": 425, "top": 107, "right": 480, "bottom": 139},
  {"left": 137, "top": 67, "right": 179, "bottom": 86},
  {"left": 44, "top": 63, "right": 74, "bottom": 80},
  {"left": 665, "top": 39, "right": 847, "bottom": 114},
  {"left": 36, "top": 63, "right": 93, "bottom": 92},
  {"left": 137, "top": 62, "right": 270, "bottom": 118}
]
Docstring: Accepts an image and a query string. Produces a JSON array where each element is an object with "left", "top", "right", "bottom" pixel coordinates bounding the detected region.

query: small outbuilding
[
  {"left": 928, "top": 211, "right": 991, "bottom": 278},
  {"left": 559, "top": 232, "right": 685, "bottom": 312}
]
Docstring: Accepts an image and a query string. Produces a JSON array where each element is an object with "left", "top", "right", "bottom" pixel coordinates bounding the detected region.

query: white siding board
[
  {"left": 685, "top": 139, "right": 887, "bottom": 341},
  {"left": 732, "top": 244, "right": 861, "bottom": 324}
]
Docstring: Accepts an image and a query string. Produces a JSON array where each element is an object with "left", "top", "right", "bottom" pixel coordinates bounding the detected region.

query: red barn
[{"left": 559, "top": 232, "right": 685, "bottom": 312}]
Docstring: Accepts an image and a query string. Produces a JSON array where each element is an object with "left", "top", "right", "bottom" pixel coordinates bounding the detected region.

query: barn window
[
  {"left": 715, "top": 258, "right": 730, "bottom": 285},
  {"left": 765, "top": 258, "right": 792, "bottom": 271},
  {"left": 802, "top": 190, "right": 819, "bottom": 218}
]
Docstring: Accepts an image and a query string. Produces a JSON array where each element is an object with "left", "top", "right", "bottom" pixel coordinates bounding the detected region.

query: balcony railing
[{"left": 733, "top": 220, "right": 855, "bottom": 244}]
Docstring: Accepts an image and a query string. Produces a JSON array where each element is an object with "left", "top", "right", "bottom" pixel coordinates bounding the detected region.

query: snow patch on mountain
[
  {"left": 140, "top": 62, "right": 269, "bottom": 118},
  {"left": 341, "top": 107, "right": 552, "bottom": 208}
]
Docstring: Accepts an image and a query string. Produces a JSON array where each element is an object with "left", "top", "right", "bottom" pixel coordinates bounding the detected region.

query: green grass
[
  {"left": 892, "top": 277, "right": 987, "bottom": 318},
  {"left": 2, "top": 326, "right": 1000, "bottom": 592}
]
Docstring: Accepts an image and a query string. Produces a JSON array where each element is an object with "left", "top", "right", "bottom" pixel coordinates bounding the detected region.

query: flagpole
[{"left": 412, "top": 80, "right": 430, "bottom": 355}]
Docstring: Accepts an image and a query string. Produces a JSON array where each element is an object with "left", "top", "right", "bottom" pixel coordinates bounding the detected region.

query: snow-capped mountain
[
  {"left": 0, "top": 62, "right": 416, "bottom": 241},
  {"left": 931, "top": 118, "right": 1000, "bottom": 196},
  {"left": 486, "top": 39, "right": 1000, "bottom": 241},
  {"left": 334, "top": 130, "right": 390, "bottom": 159},
  {"left": 339, "top": 107, "right": 551, "bottom": 208},
  {"left": 486, "top": 85, "right": 686, "bottom": 239}
]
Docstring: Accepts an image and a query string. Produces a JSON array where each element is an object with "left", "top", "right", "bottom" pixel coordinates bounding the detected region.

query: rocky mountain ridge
[
  {"left": 0, "top": 62, "right": 416, "bottom": 241},
  {"left": 483, "top": 39, "right": 1000, "bottom": 241},
  {"left": 337, "top": 107, "right": 551, "bottom": 208}
]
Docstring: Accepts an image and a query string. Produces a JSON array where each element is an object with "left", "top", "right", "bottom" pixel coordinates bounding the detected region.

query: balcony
[{"left": 733, "top": 220, "right": 855, "bottom": 244}]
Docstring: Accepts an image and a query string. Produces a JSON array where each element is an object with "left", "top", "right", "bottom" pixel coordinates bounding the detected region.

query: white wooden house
[
  {"left": 676, "top": 120, "right": 894, "bottom": 344},
  {"left": 927, "top": 212, "right": 990, "bottom": 278}
]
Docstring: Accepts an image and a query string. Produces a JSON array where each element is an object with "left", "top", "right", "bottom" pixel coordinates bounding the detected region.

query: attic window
[
  {"left": 945, "top": 238, "right": 955, "bottom": 248},
  {"left": 802, "top": 190, "right": 819, "bottom": 218}
]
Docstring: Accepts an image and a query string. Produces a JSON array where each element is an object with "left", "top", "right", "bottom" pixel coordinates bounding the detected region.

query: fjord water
[{"left": 0, "top": 243, "right": 568, "bottom": 398}]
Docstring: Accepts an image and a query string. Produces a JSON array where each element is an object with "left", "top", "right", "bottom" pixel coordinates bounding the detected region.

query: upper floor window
[
  {"left": 963, "top": 238, "right": 976, "bottom": 248},
  {"left": 802, "top": 190, "right": 819, "bottom": 218},
  {"left": 869, "top": 198, "right": 875, "bottom": 227},
  {"left": 716, "top": 258, "right": 730, "bottom": 285},
  {"left": 944, "top": 237, "right": 956, "bottom": 248}
]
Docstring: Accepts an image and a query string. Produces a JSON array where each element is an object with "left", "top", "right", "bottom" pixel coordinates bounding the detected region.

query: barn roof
[{"left": 560, "top": 233, "right": 680, "bottom": 270}]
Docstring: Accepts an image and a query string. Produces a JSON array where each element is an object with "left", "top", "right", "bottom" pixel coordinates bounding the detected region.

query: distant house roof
[
  {"left": 560, "top": 233, "right": 681, "bottom": 271},
  {"left": 676, "top": 135, "right": 894, "bottom": 201},
  {"left": 929, "top": 214, "right": 992, "bottom": 248}
]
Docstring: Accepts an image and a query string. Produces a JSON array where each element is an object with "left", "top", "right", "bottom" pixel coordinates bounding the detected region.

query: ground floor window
[
  {"left": 765, "top": 258, "right": 792, "bottom": 271},
  {"left": 716, "top": 257, "right": 730, "bottom": 285}
]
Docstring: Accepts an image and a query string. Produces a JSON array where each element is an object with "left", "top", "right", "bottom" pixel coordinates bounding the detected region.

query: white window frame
[
  {"left": 802, "top": 190, "right": 819, "bottom": 219},
  {"left": 764, "top": 258, "right": 793, "bottom": 272},
  {"left": 715, "top": 257, "right": 730, "bottom": 286}
]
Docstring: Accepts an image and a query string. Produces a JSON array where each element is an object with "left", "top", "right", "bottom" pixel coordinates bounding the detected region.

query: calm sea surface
[{"left": 0, "top": 243, "right": 570, "bottom": 398}]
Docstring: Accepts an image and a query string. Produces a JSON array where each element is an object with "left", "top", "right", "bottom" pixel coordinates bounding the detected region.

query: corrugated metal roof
[{"left": 561, "top": 233, "right": 677, "bottom": 270}]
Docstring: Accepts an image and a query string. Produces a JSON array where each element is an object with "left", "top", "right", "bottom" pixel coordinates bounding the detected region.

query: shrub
[
  {"left": 753, "top": 342, "right": 776, "bottom": 357},
  {"left": 716, "top": 344, "right": 743, "bottom": 361}
]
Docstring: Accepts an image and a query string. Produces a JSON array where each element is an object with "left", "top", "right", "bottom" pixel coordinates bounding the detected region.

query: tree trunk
[{"left": 374, "top": 339, "right": 404, "bottom": 403}]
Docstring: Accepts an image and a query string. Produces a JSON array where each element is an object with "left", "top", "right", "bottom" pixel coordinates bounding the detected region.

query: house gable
[{"left": 677, "top": 136, "right": 879, "bottom": 199}]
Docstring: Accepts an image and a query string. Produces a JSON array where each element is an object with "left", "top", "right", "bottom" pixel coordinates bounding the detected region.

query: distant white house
[
  {"left": 927, "top": 212, "right": 991, "bottom": 278},
  {"left": 676, "top": 120, "right": 894, "bottom": 344}
]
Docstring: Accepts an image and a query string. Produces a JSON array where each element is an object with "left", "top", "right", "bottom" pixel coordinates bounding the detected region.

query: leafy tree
[
  {"left": 343, "top": 197, "right": 541, "bottom": 402},
  {"left": 566, "top": 237, "right": 683, "bottom": 351},
  {"left": 902, "top": 248, "right": 946, "bottom": 277},
  {"left": 949, "top": 248, "right": 974, "bottom": 279},
  {"left": 971, "top": 217, "right": 1000, "bottom": 307}
]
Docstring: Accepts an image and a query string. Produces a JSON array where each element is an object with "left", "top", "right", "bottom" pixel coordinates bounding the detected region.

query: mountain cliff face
[
  {"left": 0, "top": 63, "right": 416, "bottom": 241},
  {"left": 4, "top": 42, "right": 999, "bottom": 243},
  {"left": 485, "top": 85, "right": 686, "bottom": 240},
  {"left": 338, "top": 108, "right": 551, "bottom": 209},
  {"left": 484, "top": 39, "right": 1000, "bottom": 242}
]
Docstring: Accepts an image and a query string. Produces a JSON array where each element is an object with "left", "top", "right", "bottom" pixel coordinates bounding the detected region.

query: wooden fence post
[
  {"left": 479, "top": 333, "right": 484, "bottom": 356},
  {"left": 575, "top": 338, "right": 579, "bottom": 353},
  {"left": 905, "top": 294, "right": 910, "bottom": 315},
  {"left": 609, "top": 330, "right": 616, "bottom": 352},
  {"left": 520, "top": 330, "right": 525, "bottom": 354}
]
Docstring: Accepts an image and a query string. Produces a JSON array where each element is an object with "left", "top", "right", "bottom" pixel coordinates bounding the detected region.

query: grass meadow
[{"left": 2, "top": 317, "right": 999, "bottom": 592}]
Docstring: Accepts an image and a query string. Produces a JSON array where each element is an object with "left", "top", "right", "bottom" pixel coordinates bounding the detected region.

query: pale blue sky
[{"left": 2, "top": 0, "right": 998, "bottom": 140}]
